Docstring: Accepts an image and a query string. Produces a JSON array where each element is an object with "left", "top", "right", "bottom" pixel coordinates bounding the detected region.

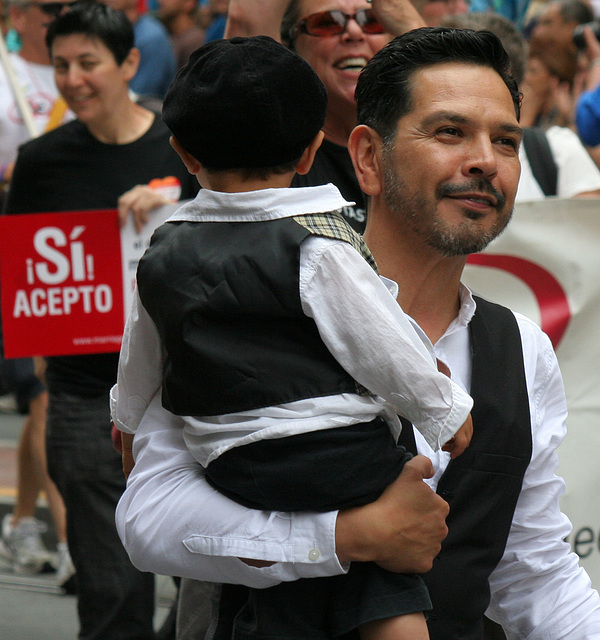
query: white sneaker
[
  {"left": 0, "top": 537, "right": 13, "bottom": 569},
  {"left": 0, "top": 393, "right": 17, "bottom": 413},
  {"left": 55, "top": 542, "right": 76, "bottom": 591},
  {"left": 1, "top": 514, "right": 54, "bottom": 574}
]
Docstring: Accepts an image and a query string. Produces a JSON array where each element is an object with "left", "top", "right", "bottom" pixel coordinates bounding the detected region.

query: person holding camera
[
  {"left": 575, "top": 23, "right": 600, "bottom": 148},
  {"left": 530, "top": 0, "right": 593, "bottom": 56},
  {"left": 522, "top": 0, "right": 591, "bottom": 132}
]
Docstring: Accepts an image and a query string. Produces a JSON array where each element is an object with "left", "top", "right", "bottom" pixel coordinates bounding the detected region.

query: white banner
[
  {"left": 120, "top": 201, "right": 189, "bottom": 319},
  {"left": 462, "top": 197, "right": 600, "bottom": 586}
]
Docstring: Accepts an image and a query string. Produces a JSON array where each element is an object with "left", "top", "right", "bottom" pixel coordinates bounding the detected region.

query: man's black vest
[
  {"left": 399, "top": 296, "right": 533, "bottom": 639},
  {"left": 212, "top": 296, "right": 534, "bottom": 640},
  {"left": 137, "top": 213, "right": 374, "bottom": 416}
]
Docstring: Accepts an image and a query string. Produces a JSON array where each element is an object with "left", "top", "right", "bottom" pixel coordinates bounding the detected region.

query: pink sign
[{"left": 0, "top": 210, "right": 124, "bottom": 358}]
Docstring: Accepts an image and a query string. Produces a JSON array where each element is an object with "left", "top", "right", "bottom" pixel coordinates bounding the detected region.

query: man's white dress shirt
[{"left": 114, "top": 186, "right": 600, "bottom": 640}]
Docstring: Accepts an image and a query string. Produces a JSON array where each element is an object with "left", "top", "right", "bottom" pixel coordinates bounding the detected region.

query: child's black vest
[{"left": 136, "top": 212, "right": 376, "bottom": 416}]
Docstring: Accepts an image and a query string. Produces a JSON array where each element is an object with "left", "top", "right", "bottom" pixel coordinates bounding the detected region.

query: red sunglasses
[{"left": 290, "top": 9, "right": 385, "bottom": 39}]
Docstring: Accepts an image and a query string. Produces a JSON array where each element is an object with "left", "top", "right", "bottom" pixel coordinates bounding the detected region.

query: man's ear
[
  {"left": 296, "top": 130, "right": 325, "bottom": 175},
  {"left": 170, "top": 136, "right": 202, "bottom": 175},
  {"left": 347, "top": 125, "right": 384, "bottom": 197}
]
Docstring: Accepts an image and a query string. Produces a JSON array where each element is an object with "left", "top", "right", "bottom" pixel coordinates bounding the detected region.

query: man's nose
[{"left": 462, "top": 136, "right": 498, "bottom": 179}]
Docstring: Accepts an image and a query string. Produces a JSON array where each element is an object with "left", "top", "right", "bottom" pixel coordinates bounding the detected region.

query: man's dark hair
[
  {"left": 355, "top": 27, "right": 521, "bottom": 143},
  {"left": 46, "top": 0, "right": 134, "bottom": 65}
]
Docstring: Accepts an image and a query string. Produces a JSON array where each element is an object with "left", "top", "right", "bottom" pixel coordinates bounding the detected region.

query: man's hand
[
  {"left": 117, "top": 184, "right": 170, "bottom": 233},
  {"left": 519, "top": 74, "right": 555, "bottom": 128},
  {"left": 584, "top": 24, "right": 600, "bottom": 63},
  {"left": 335, "top": 455, "right": 448, "bottom": 573},
  {"left": 371, "top": 0, "right": 426, "bottom": 36},
  {"left": 442, "top": 413, "right": 473, "bottom": 458},
  {"left": 224, "top": 0, "right": 288, "bottom": 40}
]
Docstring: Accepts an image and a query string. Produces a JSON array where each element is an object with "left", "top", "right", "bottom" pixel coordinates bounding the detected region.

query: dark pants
[
  {"left": 46, "top": 391, "right": 155, "bottom": 640},
  {"left": 206, "top": 418, "right": 431, "bottom": 639},
  {"left": 211, "top": 570, "right": 431, "bottom": 640}
]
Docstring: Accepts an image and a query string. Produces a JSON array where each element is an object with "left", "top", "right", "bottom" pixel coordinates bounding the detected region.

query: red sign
[{"left": 0, "top": 210, "right": 124, "bottom": 358}]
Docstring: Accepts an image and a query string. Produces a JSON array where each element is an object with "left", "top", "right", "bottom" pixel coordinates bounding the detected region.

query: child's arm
[
  {"left": 111, "top": 288, "right": 165, "bottom": 449},
  {"left": 300, "top": 236, "right": 474, "bottom": 452}
]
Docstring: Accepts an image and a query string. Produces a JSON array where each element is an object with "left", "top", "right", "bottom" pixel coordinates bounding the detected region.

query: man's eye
[
  {"left": 497, "top": 137, "right": 519, "bottom": 149},
  {"left": 437, "top": 127, "right": 461, "bottom": 137}
]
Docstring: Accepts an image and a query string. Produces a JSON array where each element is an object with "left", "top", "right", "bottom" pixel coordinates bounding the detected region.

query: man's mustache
[{"left": 436, "top": 179, "right": 506, "bottom": 211}]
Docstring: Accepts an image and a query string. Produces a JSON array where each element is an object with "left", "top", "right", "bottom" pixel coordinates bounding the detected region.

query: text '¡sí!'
[{"left": 12, "top": 225, "right": 113, "bottom": 318}]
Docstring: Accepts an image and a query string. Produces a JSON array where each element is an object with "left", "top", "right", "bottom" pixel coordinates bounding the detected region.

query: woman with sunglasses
[{"left": 225, "top": 0, "right": 425, "bottom": 234}]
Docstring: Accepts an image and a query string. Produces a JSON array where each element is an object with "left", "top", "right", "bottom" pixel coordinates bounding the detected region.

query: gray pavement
[{"left": 0, "top": 404, "right": 175, "bottom": 640}]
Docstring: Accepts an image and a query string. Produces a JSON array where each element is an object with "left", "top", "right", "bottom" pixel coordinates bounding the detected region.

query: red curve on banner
[{"left": 467, "top": 254, "right": 571, "bottom": 348}]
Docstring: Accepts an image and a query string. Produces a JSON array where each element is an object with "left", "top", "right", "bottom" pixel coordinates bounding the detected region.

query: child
[{"left": 112, "top": 36, "right": 473, "bottom": 640}]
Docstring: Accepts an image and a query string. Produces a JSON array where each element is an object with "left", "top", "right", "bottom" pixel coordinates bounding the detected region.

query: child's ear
[
  {"left": 296, "top": 131, "right": 325, "bottom": 176},
  {"left": 170, "top": 137, "right": 202, "bottom": 175}
]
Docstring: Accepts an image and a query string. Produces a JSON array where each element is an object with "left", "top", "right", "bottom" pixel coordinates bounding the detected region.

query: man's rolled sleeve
[{"left": 116, "top": 393, "right": 346, "bottom": 588}]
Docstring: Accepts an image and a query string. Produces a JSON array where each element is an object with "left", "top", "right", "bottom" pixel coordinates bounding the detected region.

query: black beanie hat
[{"left": 162, "top": 36, "right": 328, "bottom": 170}]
